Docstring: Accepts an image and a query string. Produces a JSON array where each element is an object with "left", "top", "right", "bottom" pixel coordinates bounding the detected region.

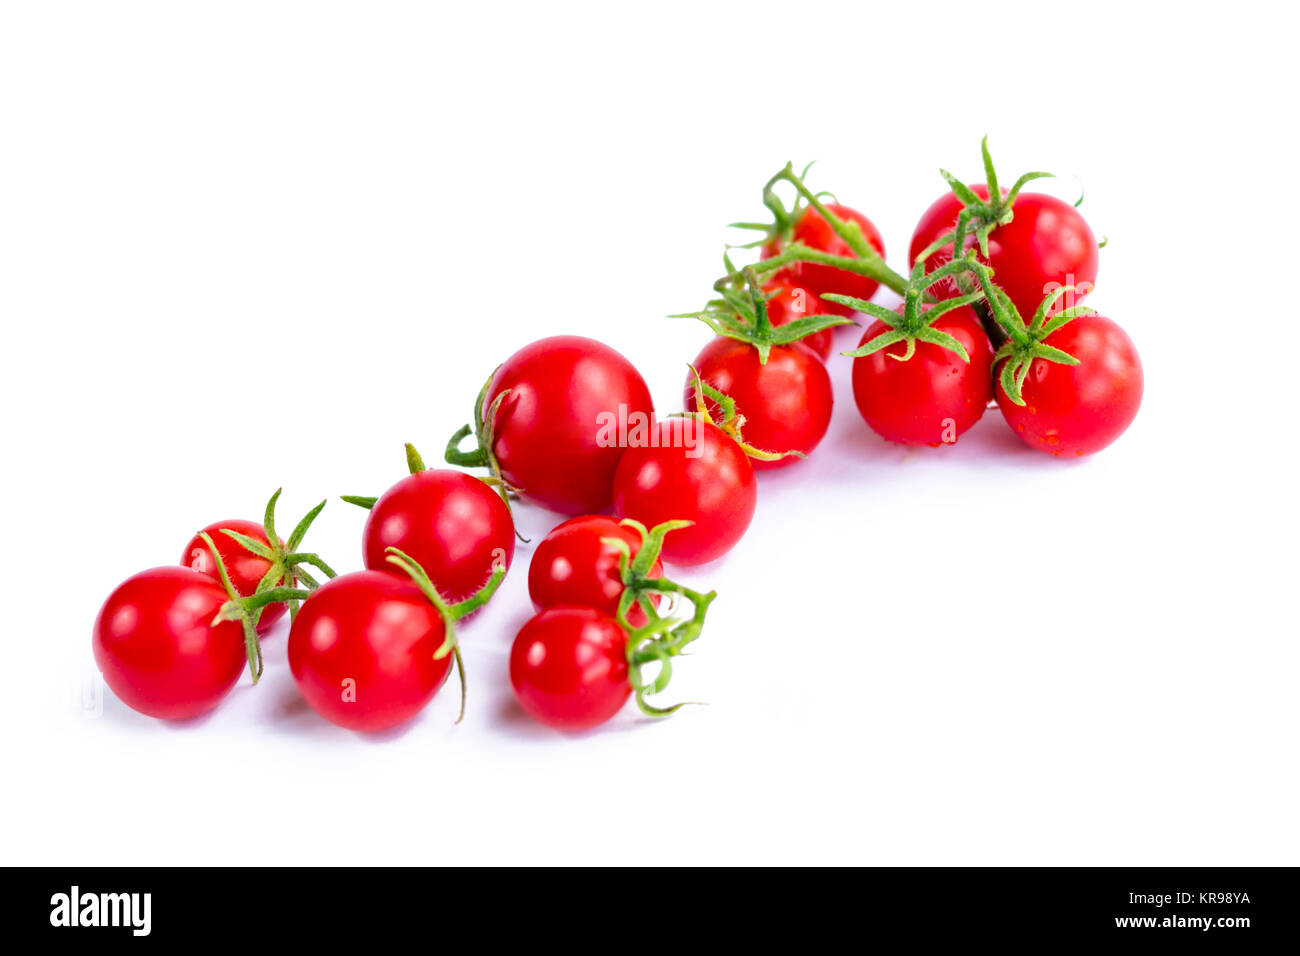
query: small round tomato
[
  {"left": 481, "top": 336, "right": 654, "bottom": 515},
  {"left": 528, "top": 515, "right": 663, "bottom": 626},
  {"left": 996, "top": 314, "right": 1142, "bottom": 456},
  {"left": 762, "top": 282, "right": 833, "bottom": 360},
  {"left": 851, "top": 304, "right": 994, "bottom": 447},
  {"left": 612, "top": 418, "right": 756, "bottom": 566},
  {"left": 93, "top": 567, "right": 246, "bottom": 720},
  {"left": 362, "top": 469, "right": 514, "bottom": 602},
  {"left": 910, "top": 186, "right": 1100, "bottom": 320},
  {"left": 288, "top": 571, "right": 453, "bottom": 732},
  {"left": 182, "top": 520, "right": 286, "bottom": 635},
  {"left": 686, "top": 337, "right": 833, "bottom": 469},
  {"left": 764, "top": 203, "right": 886, "bottom": 317},
  {"left": 509, "top": 607, "right": 631, "bottom": 731}
]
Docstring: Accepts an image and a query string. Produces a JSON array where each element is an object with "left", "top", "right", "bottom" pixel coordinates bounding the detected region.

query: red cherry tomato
[
  {"left": 528, "top": 515, "right": 662, "bottom": 626},
  {"left": 182, "top": 520, "right": 286, "bottom": 635},
  {"left": 288, "top": 571, "right": 453, "bottom": 732},
  {"left": 909, "top": 186, "right": 1100, "bottom": 320},
  {"left": 762, "top": 282, "right": 833, "bottom": 360},
  {"left": 483, "top": 336, "right": 654, "bottom": 515},
  {"left": 996, "top": 314, "right": 1142, "bottom": 456},
  {"left": 509, "top": 606, "right": 631, "bottom": 731},
  {"left": 362, "top": 469, "right": 514, "bottom": 602},
  {"left": 764, "top": 203, "right": 886, "bottom": 317},
  {"left": 92, "top": 567, "right": 246, "bottom": 720},
  {"left": 851, "top": 304, "right": 994, "bottom": 447},
  {"left": 612, "top": 418, "right": 756, "bottom": 566},
  {"left": 685, "top": 337, "right": 832, "bottom": 469}
]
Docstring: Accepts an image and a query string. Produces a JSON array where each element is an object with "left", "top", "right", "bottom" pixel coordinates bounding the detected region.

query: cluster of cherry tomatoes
[{"left": 91, "top": 140, "right": 1142, "bottom": 735}]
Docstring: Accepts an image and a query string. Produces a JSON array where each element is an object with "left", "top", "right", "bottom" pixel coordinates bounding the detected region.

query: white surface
[{"left": 2, "top": 1, "right": 1295, "bottom": 865}]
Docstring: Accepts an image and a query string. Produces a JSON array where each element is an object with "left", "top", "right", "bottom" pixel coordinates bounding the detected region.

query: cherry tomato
[
  {"left": 764, "top": 203, "right": 886, "bottom": 317},
  {"left": 288, "top": 571, "right": 453, "bottom": 732},
  {"left": 182, "top": 520, "right": 286, "bottom": 635},
  {"left": 362, "top": 469, "right": 514, "bottom": 602},
  {"left": 685, "top": 337, "right": 832, "bottom": 469},
  {"left": 92, "top": 567, "right": 246, "bottom": 720},
  {"left": 482, "top": 336, "right": 654, "bottom": 515},
  {"left": 612, "top": 418, "right": 756, "bottom": 566},
  {"left": 851, "top": 304, "right": 994, "bottom": 447},
  {"left": 996, "top": 314, "right": 1142, "bottom": 456},
  {"left": 509, "top": 606, "right": 631, "bottom": 731},
  {"left": 528, "top": 515, "right": 662, "bottom": 626},
  {"left": 909, "top": 186, "right": 1100, "bottom": 320},
  {"left": 762, "top": 282, "right": 833, "bottom": 360}
]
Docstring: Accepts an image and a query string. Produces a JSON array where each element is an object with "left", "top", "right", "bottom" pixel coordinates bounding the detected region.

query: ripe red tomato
[
  {"left": 182, "top": 520, "right": 286, "bottom": 635},
  {"left": 528, "top": 515, "right": 663, "bottom": 626},
  {"left": 762, "top": 282, "right": 833, "bottom": 360},
  {"left": 996, "top": 314, "right": 1142, "bottom": 456},
  {"left": 851, "top": 304, "right": 994, "bottom": 447},
  {"left": 481, "top": 336, "right": 654, "bottom": 515},
  {"left": 509, "top": 606, "right": 631, "bottom": 731},
  {"left": 288, "top": 571, "right": 453, "bottom": 732},
  {"left": 685, "top": 337, "right": 833, "bottom": 469},
  {"left": 764, "top": 203, "right": 886, "bottom": 317},
  {"left": 362, "top": 469, "right": 514, "bottom": 602},
  {"left": 909, "top": 186, "right": 1100, "bottom": 320},
  {"left": 612, "top": 418, "right": 756, "bottom": 566},
  {"left": 93, "top": 567, "right": 246, "bottom": 720}
]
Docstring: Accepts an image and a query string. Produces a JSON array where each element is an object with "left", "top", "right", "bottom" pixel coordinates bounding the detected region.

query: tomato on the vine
[
  {"left": 183, "top": 520, "right": 287, "bottom": 635},
  {"left": 93, "top": 567, "right": 246, "bottom": 720},
  {"left": 851, "top": 303, "right": 994, "bottom": 446},
  {"left": 685, "top": 337, "right": 833, "bottom": 468},
  {"left": 509, "top": 606, "right": 632, "bottom": 732},
  {"left": 996, "top": 313, "right": 1142, "bottom": 456},
  {"left": 288, "top": 571, "right": 455, "bottom": 732},
  {"left": 764, "top": 203, "right": 886, "bottom": 316},
  {"left": 612, "top": 418, "right": 756, "bottom": 566},
  {"left": 362, "top": 469, "right": 514, "bottom": 602},
  {"left": 762, "top": 282, "right": 833, "bottom": 360},
  {"left": 528, "top": 515, "right": 662, "bottom": 626},
  {"left": 910, "top": 185, "right": 1100, "bottom": 320},
  {"left": 447, "top": 336, "right": 654, "bottom": 515}
]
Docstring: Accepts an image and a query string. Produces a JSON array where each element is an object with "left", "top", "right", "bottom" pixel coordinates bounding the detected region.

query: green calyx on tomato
[
  {"left": 680, "top": 365, "right": 802, "bottom": 464},
  {"left": 722, "top": 163, "right": 909, "bottom": 298},
  {"left": 674, "top": 265, "right": 852, "bottom": 364},
  {"left": 441, "top": 372, "right": 518, "bottom": 504},
  {"left": 344, "top": 440, "right": 524, "bottom": 541},
  {"left": 383, "top": 546, "right": 507, "bottom": 724},
  {"left": 599, "top": 518, "right": 716, "bottom": 718},
  {"left": 938, "top": 136, "right": 1055, "bottom": 263},
  {"left": 830, "top": 257, "right": 984, "bottom": 364},
  {"left": 199, "top": 530, "right": 314, "bottom": 684},
  {"left": 216, "top": 488, "right": 337, "bottom": 620},
  {"left": 979, "top": 275, "right": 1093, "bottom": 407}
]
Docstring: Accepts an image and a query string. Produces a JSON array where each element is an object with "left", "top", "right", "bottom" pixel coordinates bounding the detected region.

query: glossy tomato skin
[
  {"left": 509, "top": 606, "right": 631, "bottom": 731},
  {"left": 764, "top": 204, "right": 886, "bottom": 317},
  {"left": 909, "top": 186, "right": 1100, "bottom": 319},
  {"left": 363, "top": 469, "right": 514, "bottom": 602},
  {"left": 996, "top": 314, "right": 1142, "bottom": 456},
  {"left": 612, "top": 418, "right": 756, "bottom": 566},
  {"left": 851, "top": 304, "right": 994, "bottom": 447},
  {"left": 288, "top": 571, "right": 452, "bottom": 732},
  {"left": 182, "top": 520, "right": 286, "bottom": 635},
  {"left": 763, "top": 283, "right": 833, "bottom": 360},
  {"left": 484, "top": 336, "right": 654, "bottom": 515},
  {"left": 528, "top": 515, "right": 662, "bottom": 626},
  {"left": 686, "top": 337, "right": 833, "bottom": 470},
  {"left": 92, "top": 567, "right": 246, "bottom": 720}
]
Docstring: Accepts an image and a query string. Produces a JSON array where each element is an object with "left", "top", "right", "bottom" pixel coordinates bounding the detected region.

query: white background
[{"left": 2, "top": 1, "right": 1296, "bottom": 865}]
